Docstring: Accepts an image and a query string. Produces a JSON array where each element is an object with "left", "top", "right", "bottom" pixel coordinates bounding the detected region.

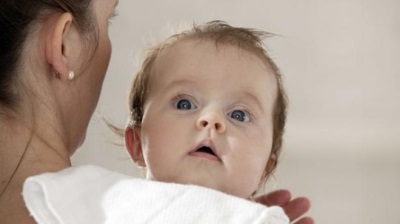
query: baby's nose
[{"left": 196, "top": 112, "right": 226, "bottom": 134}]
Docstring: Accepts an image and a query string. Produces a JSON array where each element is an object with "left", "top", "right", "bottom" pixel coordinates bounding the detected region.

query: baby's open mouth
[
  {"left": 196, "top": 146, "right": 216, "bottom": 156},
  {"left": 189, "top": 142, "right": 221, "bottom": 162}
]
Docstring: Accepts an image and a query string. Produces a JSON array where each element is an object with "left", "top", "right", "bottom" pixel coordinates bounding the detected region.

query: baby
[{"left": 124, "top": 20, "right": 287, "bottom": 199}]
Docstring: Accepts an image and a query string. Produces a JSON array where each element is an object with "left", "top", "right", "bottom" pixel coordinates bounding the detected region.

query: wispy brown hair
[{"left": 127, "top": 20, "right": 288, "bottom": 188}]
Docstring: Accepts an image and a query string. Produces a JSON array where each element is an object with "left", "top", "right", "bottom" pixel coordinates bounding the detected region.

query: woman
[{"left": 0, "top": 0, "right": 312, "bottom": 223}]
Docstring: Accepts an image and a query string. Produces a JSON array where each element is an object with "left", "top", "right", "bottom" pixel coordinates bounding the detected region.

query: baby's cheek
[{"left": 248, "top": 147, "right": 271, "bottom": 182}]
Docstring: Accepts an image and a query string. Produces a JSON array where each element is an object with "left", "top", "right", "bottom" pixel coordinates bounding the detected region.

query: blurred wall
[{"left": 72, "top": 0, "right": 400, "bottom": 223}]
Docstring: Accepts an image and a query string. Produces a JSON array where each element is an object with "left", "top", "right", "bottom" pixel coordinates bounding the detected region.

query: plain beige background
[{"left": 72, "top": 0, "right": 400, "bottom": 223}]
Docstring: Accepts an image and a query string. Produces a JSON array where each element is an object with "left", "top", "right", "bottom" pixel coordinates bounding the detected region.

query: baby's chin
[
  {"left": 154, "top": 176, "right": 255, "bottom": 199},
  {"left": 184, "top": 179, "right": 256, "bottom": 199},
  {"left": 146, "top": 171, "right": 259, "bottom": 199}
]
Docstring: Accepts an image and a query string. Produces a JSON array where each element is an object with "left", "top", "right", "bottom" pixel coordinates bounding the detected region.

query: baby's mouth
[
  {"left": 189, "top": 141, "right": 221, "bottom": 162},
  {"left": 197, "top": 146, "right": 216, "bottom": 156}
]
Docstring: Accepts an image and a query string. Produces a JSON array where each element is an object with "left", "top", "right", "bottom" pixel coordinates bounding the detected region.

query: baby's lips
[{"left": 190, "top": 139, "right": 222, "bottom": 162}]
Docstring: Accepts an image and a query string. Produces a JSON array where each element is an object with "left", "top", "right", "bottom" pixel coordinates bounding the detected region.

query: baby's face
[{"left": 138, "top": 40, "right": 277, "bottom": 198}]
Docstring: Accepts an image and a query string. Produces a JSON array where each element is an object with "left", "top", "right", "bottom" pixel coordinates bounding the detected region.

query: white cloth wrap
[{"left": 23, "top": 165, "right": 289, "bottom": 224}]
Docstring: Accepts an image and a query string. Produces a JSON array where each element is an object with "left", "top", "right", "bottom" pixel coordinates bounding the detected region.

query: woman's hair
[
  {"left": 127, "top": 20, "right": 288, "bottom": 188},
  {"left": 0, "top": 0, "right": 97, "bottom": 108}
]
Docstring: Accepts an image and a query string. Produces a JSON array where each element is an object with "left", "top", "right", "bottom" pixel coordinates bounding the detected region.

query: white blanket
[{"left": 23, "top": 165, "right": 289, "bottom": 224}]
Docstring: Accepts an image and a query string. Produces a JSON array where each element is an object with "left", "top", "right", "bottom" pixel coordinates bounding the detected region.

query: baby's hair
[{"left": 127, "top": 20, "right": 287, "bottom": 189}]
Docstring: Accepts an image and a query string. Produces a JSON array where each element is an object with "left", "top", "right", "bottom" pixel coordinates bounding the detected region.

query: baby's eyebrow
[
  {"left": 163, "top": 79, "right": 197, "bottom": 91},
  {"left": 238, "top": 91, "right": 266, "bottom": 114}
]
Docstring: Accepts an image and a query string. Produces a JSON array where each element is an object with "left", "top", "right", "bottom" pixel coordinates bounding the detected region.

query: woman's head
[
  {"left": 0, "top": 0, "right": 117, "bottom": 150},
  {"left": 1, "top": 0, "right": 94, "bottom": 108},
  {"left": 127, "top": 21, "right": 287, "bottom": 193},
  {"left": 0, "top": 1, "right": 117, "bottom": 215}
]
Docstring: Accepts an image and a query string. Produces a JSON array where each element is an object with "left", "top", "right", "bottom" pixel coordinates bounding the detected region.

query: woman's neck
[{"left": 0, "top": 114, "right": 71, "bottom": 223}]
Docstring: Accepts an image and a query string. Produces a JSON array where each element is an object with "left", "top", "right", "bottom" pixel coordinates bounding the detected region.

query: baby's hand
[{"left": 255, "top": 189, "right": 314, "bottom": 224}]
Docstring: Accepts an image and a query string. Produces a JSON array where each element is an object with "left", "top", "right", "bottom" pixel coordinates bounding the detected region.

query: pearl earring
[{"left": 68, "top": 71, "right": 75, "bottom": 80}]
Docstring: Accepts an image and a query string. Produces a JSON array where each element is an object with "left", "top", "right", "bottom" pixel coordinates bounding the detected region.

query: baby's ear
[
  {"left": 260, "top": 153, "right": 277, "bottom": 185},
  {"left": 265, "top": 153, "right": 277, "bottom": 177},
  {"left": 125, "top": 127, "right": 146, "bottom": 167}
]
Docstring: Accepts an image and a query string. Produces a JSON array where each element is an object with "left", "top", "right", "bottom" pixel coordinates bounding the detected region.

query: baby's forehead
[
  {"left": 156, "top": 38, "right": 274, "bottom": 70},
  {"left": 151, "top": 38, "right": 277, "bottom": 79},
  {"left": 149, "top": 38, "right": 279, "bottom": 104}
]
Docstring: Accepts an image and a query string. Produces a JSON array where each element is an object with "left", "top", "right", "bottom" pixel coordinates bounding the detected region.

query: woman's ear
[
  {"left": 125, "top": 127, "right": 146, "bottom": 167},
  {"left": 45, "top": 12, "right": 80, "bottom": 82}
]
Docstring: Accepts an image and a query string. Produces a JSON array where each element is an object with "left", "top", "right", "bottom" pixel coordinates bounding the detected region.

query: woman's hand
[{"left": 255, "top": 190, "right": 314, "bottom": 224}]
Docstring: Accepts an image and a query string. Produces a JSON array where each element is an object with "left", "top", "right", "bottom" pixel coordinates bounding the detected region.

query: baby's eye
[
  {"left": 228, "top": 110, "right": 250, "bottom": 122},
  {"left": 176, "top": 99, "right": 196, "bottom": 110}
]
